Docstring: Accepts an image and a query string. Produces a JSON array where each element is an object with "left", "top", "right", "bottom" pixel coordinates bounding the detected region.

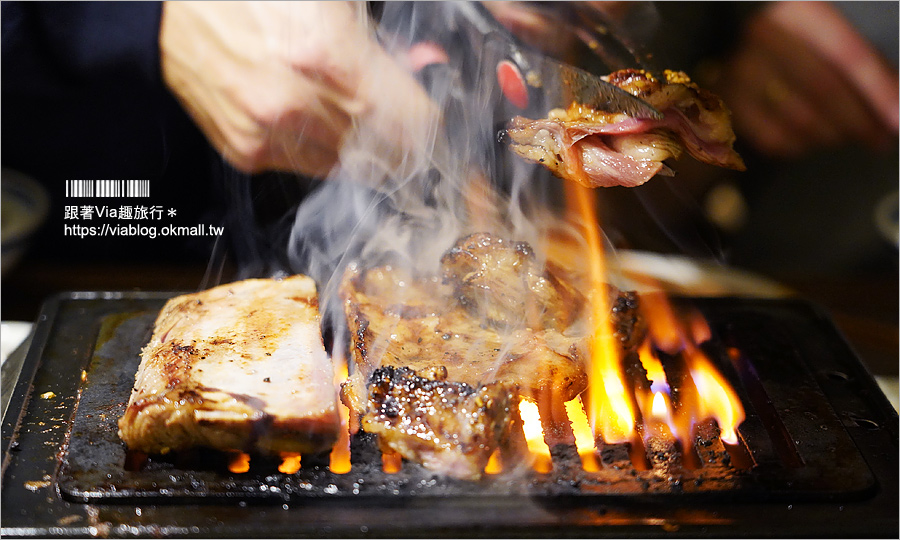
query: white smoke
[{"left": 286, "top": 2, "right": 570, "bottom": 330}]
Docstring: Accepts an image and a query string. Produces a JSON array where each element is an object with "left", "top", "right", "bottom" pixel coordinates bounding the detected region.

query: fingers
[
  {"left": 723, "top": 61, "right": 808, "bottom": 158},
  {"left": 352, "top": 43, "right": 443, "bottom": 179},
  {"left": 769, "top": 1, "right": 899, "bottom": 133},
  {"left": 719, "top": 38, "right": 837, "bottom": 157},
  {"left": 714, "top": 1, "right": 898, "bottom": 159},
  {"left": 752, "top": 4, "right": 892, "bottom": 149},
  {"left": 159, "top": 1, "right": 443, "bottom": 180},
  {"left": 405, "top": 41, "right": 449, "bottom": 72}
]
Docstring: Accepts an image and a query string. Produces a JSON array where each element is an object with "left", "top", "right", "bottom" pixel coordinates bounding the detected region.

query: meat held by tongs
[{"left": 505, "top": 68, "right": 746, "bottom": 188}]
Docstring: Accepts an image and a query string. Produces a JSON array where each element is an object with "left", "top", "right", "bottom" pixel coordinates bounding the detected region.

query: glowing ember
[
  {"left": 690, "top": 353, "right": 745, "bottom": 444},
  {"left": 228, "top": 452, "right": 250, "bottom": 474},
  {"left": 519, "top": 398, "right": 552, "bottom": 473},
  {"left": 570, "top": 183, "right": 635, "bottom": 443},
  {"left": 484, "top": 449, "right": 503, "bottom": 475},
  {"left": 564, "top": 397, "right": 601, "bottom": 472},
  {"left": 278, "top": 453, "right": 301, "bottom": 474},
  {"left": 382, "top": 450, "right": 403, "bottom": 474},
  {"left": 329, "top": 357, "right": 352, "bottom": 474}
]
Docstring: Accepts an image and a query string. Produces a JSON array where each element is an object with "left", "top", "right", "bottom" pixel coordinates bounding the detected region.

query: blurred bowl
[
  {"left": 2, "top": 168, "right": 50, "bottom": 276},
  {"left": 874, "top": 190, "right": 899, "bottom": 249}
]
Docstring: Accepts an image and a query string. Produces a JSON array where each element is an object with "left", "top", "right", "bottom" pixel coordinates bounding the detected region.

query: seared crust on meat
[
  {"left": 340, "top": 234, "right": 648, "bottom": 478},
  {"left": 341, "top": 233, "right": 645, "bottom": 405},
  {"left": 348, "top": 366, "right": 518, "bottom": 481},
  {"left": 118, "top": 276, "right": 339, "bottom": 456},
  {"left": 341, "top": 262, "right": 588, "bottom": 403},
  {"left": 440, "top": 232, "right": 585, "bottom": 332}
]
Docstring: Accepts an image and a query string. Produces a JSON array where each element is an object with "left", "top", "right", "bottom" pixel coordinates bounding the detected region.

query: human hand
[
  {"left": 709, "top": 1, "right": 898, "bottom": 159},
  {"left": 159, "top": 1, "right": 439, "bottom": 178}
]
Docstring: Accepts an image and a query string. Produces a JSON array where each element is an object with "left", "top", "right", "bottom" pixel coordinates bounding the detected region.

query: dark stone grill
[{"left": 2, "top": 292, "right": 897, "bottom": 537}]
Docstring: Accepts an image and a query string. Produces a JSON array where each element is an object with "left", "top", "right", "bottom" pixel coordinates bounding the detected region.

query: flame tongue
[
  {"left": 637, "top": 301, "right": 745, "bottom": 447},
  {"left": 569, "top": 183, "right": 635, "bottom": 443},
  {"left": 651, "top": 391, "right": 668, "bottom": 418},
  {"left": 590, "top": 355, "right": 636, "bottom": 443},
  {"left": 563, "top": 183, "right": 744, "bottom": 456},
  {"left": 689, "top": 353, "right": 745, "bottom": 444}
]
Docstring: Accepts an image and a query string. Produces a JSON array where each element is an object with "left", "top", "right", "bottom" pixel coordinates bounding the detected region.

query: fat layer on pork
[{"left": 118, "top": 276, "right": 339, "bottom": 456}]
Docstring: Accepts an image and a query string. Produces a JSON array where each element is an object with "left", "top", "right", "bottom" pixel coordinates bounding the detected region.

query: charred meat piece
[
  {"left": 340, "top": 234, "right": 648, "bottom": 478},
  {"left": 118, "top": 276, "right": 339, "bottom": 456},
  {"left": 342, "top": 262, "right": 588, "bottom": 403},
  {"left": 506, "top": 69, "right": 745, "bottom": 188},
  {"left": 440, "top": 232, "right": 585, "bottom": 331},
  {"left": 611, "top": 289, "right": 646, "bottom": 350},
  {"left": 348, "top": 365, "right": 518, "bottom": 480},
  {"left": 341, "top": 234, "right": 646, "bottom": 405}
]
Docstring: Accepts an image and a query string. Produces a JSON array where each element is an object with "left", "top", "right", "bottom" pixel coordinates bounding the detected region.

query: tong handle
[
  {"left": 487, "top": 32, "right": 663, "bottom": 120},
  {"left": 529, "top": 2, "right": 665, "bottom": 80}
]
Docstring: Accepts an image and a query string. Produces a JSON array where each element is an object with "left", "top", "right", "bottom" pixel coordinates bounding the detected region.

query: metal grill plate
[{"left": 2, "top": 293, "right": 897, "bottom": 537}]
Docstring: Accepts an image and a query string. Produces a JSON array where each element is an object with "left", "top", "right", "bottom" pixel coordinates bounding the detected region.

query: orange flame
[
  {"left": 640, "top": 297, "right": 745, "bottom": 445},
  {"left": 639, "top": 391, "right": 675, "bottom": 443},
  {"left": 563, "top": 183, "right": 745, "bottom": 449},
  {"left": 227, "top": 452, "right": 250, "bottom": 474},
  {"left": 565, "top": 397, "right": 601, "bottom": 472},
  {"left": 688, "top": 309, "right": 712, "bottom": 344},
  {"left": 688, "top": 352, "right": 745, "bottom": 444},
  {"left": 570, "top": 184, "right": 635, "bottom": 443},
  {"left": 637, "top": 341, "right": 668, "bottom": 393},
  {"left": 519, "top": 398, "right": 552, "bottom": 473},
  {"left": 640, "top": 291, "right": 686, "bottom": 355},
  {"left": 636, "top": 343, "right": 682, "bottom": 440},
  {"left": 382, "top": 450, "right": 403, "bottom": 473},
  {"left": 278, "top": 453, "right": 302, "bottom": 474},
  {"left": 651, "top": 391, "right": 669, "bottom": 418},
  {"left": 329, "top": 356, "right": 352, "bottom": 474},
  {"left": 484, "top": 449, "right": 503, "bottom": 475}
]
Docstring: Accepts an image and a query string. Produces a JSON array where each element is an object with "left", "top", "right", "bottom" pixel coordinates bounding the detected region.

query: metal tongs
[
  {"left": 490, "top": 35, "right": 663, "bottom": 120},
  {"left": 475, "top": 2, "right": 664, "bottom": 120},
  {"left": 545, "top": 1, "right": 665, "bottom": 79}
]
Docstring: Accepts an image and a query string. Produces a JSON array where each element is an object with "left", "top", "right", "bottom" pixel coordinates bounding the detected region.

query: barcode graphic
[{"left": 65, "top": 179, "right": 150, "bottom": 198}]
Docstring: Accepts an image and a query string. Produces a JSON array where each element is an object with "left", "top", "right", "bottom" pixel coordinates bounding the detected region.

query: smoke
[{"left": 285, "top": 2, "right": 566, "bottom": 334}]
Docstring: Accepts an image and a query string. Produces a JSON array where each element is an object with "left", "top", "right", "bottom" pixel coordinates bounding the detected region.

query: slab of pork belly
[{"left": 118, "top": 275, "right": 339, "bottom": 456}]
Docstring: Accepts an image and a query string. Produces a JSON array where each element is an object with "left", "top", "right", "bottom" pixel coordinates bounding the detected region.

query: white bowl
[{"left": 1, "top": 168, "right": 50, "bottom": 276}]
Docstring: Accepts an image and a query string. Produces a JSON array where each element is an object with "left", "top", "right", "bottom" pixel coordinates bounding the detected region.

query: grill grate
[
  {"left": 56, "top": 297, "right": 876, "bottom": 504},
  {"left": 4, "top": 293, "right": 896, "bottom": 537}
]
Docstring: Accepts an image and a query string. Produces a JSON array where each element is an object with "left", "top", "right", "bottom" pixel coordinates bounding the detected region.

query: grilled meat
[
  {"left": 342, "top": 233, "right": 645, "bottom": 403},
  {"left": 506, "top": 69, "right": 745, "bottom": 188},
  {"left": 440, "top": 232, "right": 584, "bottom": 332},
  {"left": 342, "top": 263, "right": 588, "bottom": 404},
  {"left": 611, "top": 289, "right": 646, "bottom": 351},
  {"left": 340, "top": 233, "right": 648, "bottom": 478},
  {"left": 345, "top": 366, "right": 518, "bottom": 480},
  {"left": 118, "top": 276, "right": 339, "bottom": 456}
]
